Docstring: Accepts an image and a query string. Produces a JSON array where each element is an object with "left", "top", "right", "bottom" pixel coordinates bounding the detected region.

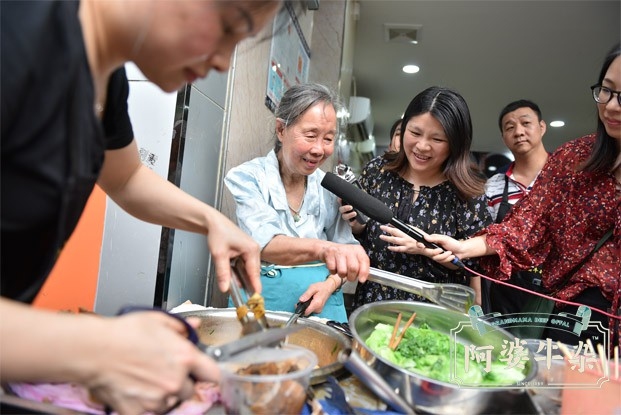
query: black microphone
[{"left": 321, "top": 172, "right": 465, "bottom": 268}]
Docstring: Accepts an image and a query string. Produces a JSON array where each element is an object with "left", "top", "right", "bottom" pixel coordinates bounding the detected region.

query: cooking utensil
[
  {"left": 201, "top": 326, "right": 302, "bottom": 361},
  {"left": 285, "top": 298, "right": 313, "bottom": 327},
  {"left": 116, "top": 306, "right": 300, "bottom": 361},
  {"left": 327, "top": 321, "right": 353, "bottom": 338},
  {"left": 338, "top": 348, "right": 414, "bottom": 414},
  {"left": 229, "top": 260, "right": 270, "bottom": 334},
  {"left": 174, "top": 308, "right": 351, "bottom": 384},
  {"left": 348, "top": 301, "right": 537, "bottom": 415},
  {"left": 368, "top": 267, "right": 474, "bottom": 313}
]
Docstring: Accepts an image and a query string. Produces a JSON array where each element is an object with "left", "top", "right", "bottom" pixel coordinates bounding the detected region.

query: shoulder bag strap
[
  {"left": 495, "top": 174, "right": 512, "bottom": 223},
  {"left": 551, "top": 227, "right": 614, "bottom": 293}
]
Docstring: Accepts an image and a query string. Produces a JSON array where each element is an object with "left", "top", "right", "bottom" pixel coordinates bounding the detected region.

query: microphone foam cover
[{"left": 321, "top": 172, "right": 393, "bottom": 224}]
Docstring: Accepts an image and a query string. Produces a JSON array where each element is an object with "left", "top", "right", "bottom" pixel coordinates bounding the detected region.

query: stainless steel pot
[
  {"left": 175, "top": 308, "right": 351, "bottom": 384},
  {"left": 348, "top": 301, "right": 538, "bottom": 414}
]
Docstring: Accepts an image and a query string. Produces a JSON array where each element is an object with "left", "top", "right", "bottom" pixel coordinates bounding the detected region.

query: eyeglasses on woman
[{"left": 591, "top": 84, "right": 621, "bottom": 105}]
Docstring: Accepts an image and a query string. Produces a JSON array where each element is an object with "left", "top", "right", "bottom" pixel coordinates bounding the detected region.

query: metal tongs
[
  {"left": 229, "top": 259, "right": 270, "bottom": 334},
  {"left": 199, "top": 325, "right": 302, "bottom": 361},
  {"left": 368, "top": 267, "right": 475, "bottom": 313},
  {"left": 117, "top": 306, "right": 301, "bottom": 361}
]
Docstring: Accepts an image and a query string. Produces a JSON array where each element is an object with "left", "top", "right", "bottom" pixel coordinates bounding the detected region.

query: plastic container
[
  {"left": 560, "top": 360, "right": 621, "bottom": 414},
  {"left": 523, "top": 338, "right": 566, "bottom": 405},
  {"left": 219, "top": 345, "right": 317, "bottom": 415}
]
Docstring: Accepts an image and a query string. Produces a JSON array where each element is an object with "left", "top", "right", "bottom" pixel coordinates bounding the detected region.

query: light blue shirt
[{"left": 224, "top": 150, "right": 359, "bottom": 252}]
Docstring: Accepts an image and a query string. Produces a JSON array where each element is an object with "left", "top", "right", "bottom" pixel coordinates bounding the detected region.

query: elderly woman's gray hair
[{"left": 273, "top": 83, "right": 343, "bottom": 152}]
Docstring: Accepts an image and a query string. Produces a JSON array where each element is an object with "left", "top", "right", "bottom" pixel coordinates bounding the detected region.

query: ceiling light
[
  {"left": 549, "top": 120, "right": 565, "bottom": 127},
  {"left": 402, "top": 65, "right": 420, "bottom": 74}
]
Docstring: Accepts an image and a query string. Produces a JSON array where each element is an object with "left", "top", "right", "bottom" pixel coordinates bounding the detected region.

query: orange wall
[{"left": 33, "top": 186, "right": 107, "bottom": 312}]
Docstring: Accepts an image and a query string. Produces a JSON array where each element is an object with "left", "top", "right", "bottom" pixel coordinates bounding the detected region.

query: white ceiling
[{"left": 350, "top": 0, "right": 621, "bottom": 154}]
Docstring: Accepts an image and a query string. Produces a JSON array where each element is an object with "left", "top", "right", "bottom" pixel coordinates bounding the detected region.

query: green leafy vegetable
[{"left": 365, "top": 323, "right": 525, "bottom": 386}]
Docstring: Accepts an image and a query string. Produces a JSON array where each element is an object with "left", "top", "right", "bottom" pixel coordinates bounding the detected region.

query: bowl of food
[
  {"left": 175, "top": 308, "right": 350, "bottom": 384},
  {"left": 219, "top": 345, "right": 317, "bottom": 415},
  {"left": 349, "top": 301, "right": 537, "bottom": 414}
]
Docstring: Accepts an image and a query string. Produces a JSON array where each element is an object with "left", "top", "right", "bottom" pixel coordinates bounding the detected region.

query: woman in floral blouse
[
  {"left": 342, "top": 86, "right": 493, "bottom": 309},
  {"left": 427, "top": 44, "right": 620, "bottom": 348}
]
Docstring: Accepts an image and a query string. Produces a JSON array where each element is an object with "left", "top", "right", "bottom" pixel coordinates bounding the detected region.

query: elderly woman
[{"left": 225, "top": 83, "right": 369, "bottom": 322}]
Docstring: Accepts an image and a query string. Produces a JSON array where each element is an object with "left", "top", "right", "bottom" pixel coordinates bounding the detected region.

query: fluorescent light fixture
[
  {"left": 549, "top": 120, "right": 565, "bottom": 127},
  {"left": 402, "top": 65, "right": 420, "bottom": 74}
]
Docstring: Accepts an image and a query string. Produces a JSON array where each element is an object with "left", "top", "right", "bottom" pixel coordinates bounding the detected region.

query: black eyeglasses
[{"left": 591, "top": 84, "right": 621, "bottom": 105}]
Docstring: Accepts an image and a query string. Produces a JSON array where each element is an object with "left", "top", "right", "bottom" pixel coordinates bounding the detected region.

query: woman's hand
[
  {"left": 338, "top": 200, "right": 366, "bottom": 234},
  {"left": 297, "top": 275, "right": 343, "bottom": 315},
  {"left": 319, "top": 242, "right": 369, "bottom": 283},
  {"left": 205, "top": 207, "right": 262, "bottom": 294},
  {"left": 0, "top": 300, "right": 219, "bottom": 415},
  {"left": 379, "top": 225, "right": 443, "bottom": 257},
  {"left": 425, "top": 234, "right": 494, "bottom": 262},
  {"left": 380, "top": 225, "right": 465, "bottom": 269},
  {"left": 84, "top": 312, "right": 218, "bottom": 415}
]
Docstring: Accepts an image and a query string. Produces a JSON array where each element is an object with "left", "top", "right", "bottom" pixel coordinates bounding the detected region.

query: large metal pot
[
  {"left": 175, "top": 308, "right": 351, "bottom": 384},
  {"left": 348, "top": 301, "right": 537, "bottom": 414}
]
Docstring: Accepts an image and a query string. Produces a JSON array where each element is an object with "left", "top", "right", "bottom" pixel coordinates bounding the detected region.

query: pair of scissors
[{"left": 116, "top": 306, "right": 302, "bottom": 361}]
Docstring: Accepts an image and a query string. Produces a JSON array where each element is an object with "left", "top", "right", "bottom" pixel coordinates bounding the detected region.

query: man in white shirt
[
  {"left": 486, "top": 100, "right": 549, "bottom": 220},
  {"left": 482, "top": 100, "right": 550, "bottom": 334}
]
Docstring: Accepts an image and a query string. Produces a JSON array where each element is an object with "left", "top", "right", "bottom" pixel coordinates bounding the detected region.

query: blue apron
[{"left": 228, "top": 262, "right": 347, "bottom": 323}]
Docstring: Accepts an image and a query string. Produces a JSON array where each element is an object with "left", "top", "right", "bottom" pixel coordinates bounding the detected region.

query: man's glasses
[{"left": 591, "top": 84, "right": 621, "bottom": 105}]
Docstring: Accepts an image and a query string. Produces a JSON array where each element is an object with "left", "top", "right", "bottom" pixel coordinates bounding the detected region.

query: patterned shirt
[
  {"left": 480, "top": 134, "right": 620, "bottom": 340},
  {"left": 353, "top": 155, "right": 493, "bottom": 307}
]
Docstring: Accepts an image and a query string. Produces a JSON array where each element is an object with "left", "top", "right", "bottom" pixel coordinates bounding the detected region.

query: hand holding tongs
[
  {"left": 229, "top": 259, "right": 270, "bottom": 334},
  {"left": 117, "top": 306, "right": 301, "bottom": 361},
  {"left": 367, "top": 267, "right": 475, "bottom": 313}
]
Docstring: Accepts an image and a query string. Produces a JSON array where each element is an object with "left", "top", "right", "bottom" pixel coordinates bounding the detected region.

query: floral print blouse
[
  {"left": 353, "top": 155, "right": 493, "bottom": 308},
  {"left": 480, "top": 134, "right": 620, "bottom": 344}
]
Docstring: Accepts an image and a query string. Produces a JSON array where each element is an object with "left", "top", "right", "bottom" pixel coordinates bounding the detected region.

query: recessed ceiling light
[
  {"left": 549, "top": 120, "right": 565, "bottom": 127},
  {"left": 402, "top": 65, "right": 420, "bottom": 74}
]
